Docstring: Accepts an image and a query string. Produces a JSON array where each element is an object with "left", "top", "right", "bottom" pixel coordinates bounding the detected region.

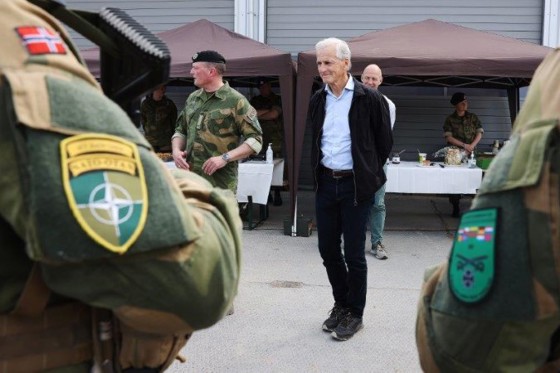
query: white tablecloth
[
  {"left": 237, "top": 158, "right": 284, "bottom": 204},
  {"left": 271, "top": 159, "right": 285, "bottom": 187},
  {"left": 165, "top": 159, "right": 284, "bottom": 204},
  {"left": 386, "top": 161, "right": 482, "bottom": 194}
]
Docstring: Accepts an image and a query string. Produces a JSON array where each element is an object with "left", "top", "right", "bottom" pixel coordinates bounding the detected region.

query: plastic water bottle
[
  {"left": 492, "top": 140, "right": 500, "bottom": 155},
  {"left": 468, "top": 152, "right": 476, "bottom": 168},
  {"left": 266, "top": 143, "right": 273, "bottom": 164}
]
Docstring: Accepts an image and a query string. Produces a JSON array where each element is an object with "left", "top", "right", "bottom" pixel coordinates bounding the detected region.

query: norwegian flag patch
[{"left": 15, "top": 26, "right": 66, "bottom": 55}]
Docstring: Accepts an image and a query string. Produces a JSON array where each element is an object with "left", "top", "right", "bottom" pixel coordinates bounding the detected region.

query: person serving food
[
  {"left": 443, "top": 92, "right": 484, "bottom": 217},
  {"left": 443, "top": 92, "right": 484, "bottom": 155}
]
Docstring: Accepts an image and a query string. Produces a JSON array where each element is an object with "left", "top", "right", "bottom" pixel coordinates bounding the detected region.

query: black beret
[
  {"left": 258, "top": 77, "right": 272, "bottom": 86},
  {"left": 192, "top": 50, "right": 226, "bottom": 64},
  {"left": 450, "top": 92, "right": 467, "bottom": 106}
]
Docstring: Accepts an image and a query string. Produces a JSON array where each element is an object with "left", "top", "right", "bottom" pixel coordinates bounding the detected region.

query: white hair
[{"left": 315, "top": 37, "right": 351, "bottom": 62}]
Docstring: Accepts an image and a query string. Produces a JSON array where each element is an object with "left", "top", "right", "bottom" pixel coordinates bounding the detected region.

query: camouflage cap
[{"left": 192, "top": 50, "right": 226, "bottom": 64}]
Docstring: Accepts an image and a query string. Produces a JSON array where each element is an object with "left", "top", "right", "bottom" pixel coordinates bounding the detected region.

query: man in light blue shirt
[
  {"left": 321, "top": 77, "right": 354, "bottom": 170},
  {"left": 308, "top": 38, "right": 393, "bottom": 341}
]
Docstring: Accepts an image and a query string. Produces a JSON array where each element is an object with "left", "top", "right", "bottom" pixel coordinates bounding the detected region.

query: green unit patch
[
  {"left": 449, "top": 208, "right": 498, "bottom": 303},
  {"left": 60, "top": 134, "right": 148, "bottom": 254}
]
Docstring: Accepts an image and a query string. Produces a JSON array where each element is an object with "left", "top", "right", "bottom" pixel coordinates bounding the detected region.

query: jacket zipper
[
  {"left": 348, "top": 92, "right": 358, "bottom": 206},
  {"left": 352, "top": 171, "right": 357, "bottom": 206},
  {"left": 314, "top": 123, "right": 322, "bottom": 192}
]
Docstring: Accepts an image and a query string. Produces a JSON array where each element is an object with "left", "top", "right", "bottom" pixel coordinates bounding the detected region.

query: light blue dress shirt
[{"left": 321, "top": 77, "right": 354, "bottom": 170}]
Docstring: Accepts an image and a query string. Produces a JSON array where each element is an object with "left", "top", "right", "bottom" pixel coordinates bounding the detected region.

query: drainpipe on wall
[
  {"left": 234, "top": 0, "right": 266, "bottom": 42},
  {"left": 543, "top": 0, "right": 560, "bottom": 47}
]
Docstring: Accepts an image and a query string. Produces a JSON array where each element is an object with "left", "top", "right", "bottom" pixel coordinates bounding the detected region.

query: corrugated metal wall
[
  {"left": 65, "top": 0, "right": 544, "bottom": 53},
  {"left": 65, "top": 0, "right": 235, "bottom": 50},
  {"left": 267, "top": 0, "right": 543, "bottom": 55}
]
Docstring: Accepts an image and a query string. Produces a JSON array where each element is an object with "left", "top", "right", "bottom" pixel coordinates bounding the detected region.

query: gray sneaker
[
  {"left": 370, "top": 242, "right": 388, "bottom": 260},
  {"left": 322, "top": 304, "right": 348, "bottom": 332},
  {"left": 331, "top": 311, "right": 364, "bottom": 341}
]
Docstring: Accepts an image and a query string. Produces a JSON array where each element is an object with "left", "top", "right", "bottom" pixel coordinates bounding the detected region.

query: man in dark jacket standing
[{"left": 308, "top": 37, "right": 393, "bottom": 341}]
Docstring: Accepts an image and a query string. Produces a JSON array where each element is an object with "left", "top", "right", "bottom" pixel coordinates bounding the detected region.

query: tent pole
[
  {"left": 291, "top": 198, "right": 297, "bottom": 236},
  {"left": 507, "top": 87, "right": 520, "bottom": 127}
]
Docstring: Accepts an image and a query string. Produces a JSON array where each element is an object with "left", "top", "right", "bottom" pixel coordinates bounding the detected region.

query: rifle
[{"left": 28, "top": 0, "right": 170, "bottom": 126}]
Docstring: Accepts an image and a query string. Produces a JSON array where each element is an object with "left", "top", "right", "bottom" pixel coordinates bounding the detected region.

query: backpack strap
[{"left": 10, "top": 263, "right": 50, "bottom": 318}]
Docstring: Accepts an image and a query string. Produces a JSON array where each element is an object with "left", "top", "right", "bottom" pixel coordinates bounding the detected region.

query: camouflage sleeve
[
  {"left": 416, "top": 262, "right": 447, "bottom": 372},
  {"left": 170, "top": 100, "right": 178, "bottom": 133},
  {"left": 473, "top": 113, "right": 484, "bottom": 133},
  {"left": 172, "top": 107, "right": 187, "bottom": 140},
  {"left": 41, "top": 164, "right": 242, "bottom": 322},
  {"left": 443, "top": 115, "right": 453, "bottom": 138},
  {"left": 40, "top": 166, "right": 242, "bottom": 368},
  {"left": 237, "top": 98, "right": 263, "bottom": 153},
  {"left": 140, "top": 99, "right": 148, "bottom": 127}
]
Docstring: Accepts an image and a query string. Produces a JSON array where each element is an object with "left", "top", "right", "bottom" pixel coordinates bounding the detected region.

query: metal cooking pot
[{"left": 392, "top": 149, "right": 405, "bottom": 164}]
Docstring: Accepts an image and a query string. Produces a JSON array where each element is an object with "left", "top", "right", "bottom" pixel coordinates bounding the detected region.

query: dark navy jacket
[{"left": 308, "top": 77, "right": 393, "bottom": 202}]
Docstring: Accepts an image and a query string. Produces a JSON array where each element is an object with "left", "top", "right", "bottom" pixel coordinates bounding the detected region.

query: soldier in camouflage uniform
[
  {"left": 416, "top": 49, "right": 560, "bottom": 372},
  {"left": 0, "top": 1, "right": 242, "bottom": 371},
  {"left": 141, "top": 84, "right": 177, "bottom": 152},
  {"left": 172, "top": 50, "right": 263, "bottom": 192},
  {"left": 250, "top": 79, "right": 284, "bottom": 157},
  {"left": 443, "top": 92, "right": 484, "bottom": 155},
  {"left": 443, "top": 92, "right": 485, "bottom": 217}
]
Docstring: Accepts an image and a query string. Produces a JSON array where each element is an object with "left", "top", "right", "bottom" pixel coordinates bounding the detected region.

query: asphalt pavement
[{"left": 169, "top": 191, "right": 474, "bottom": 373}]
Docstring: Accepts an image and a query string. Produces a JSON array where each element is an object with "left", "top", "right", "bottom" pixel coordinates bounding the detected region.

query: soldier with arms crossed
[{"left": 141, "top": 84, "right": 177, "bottom": 152}]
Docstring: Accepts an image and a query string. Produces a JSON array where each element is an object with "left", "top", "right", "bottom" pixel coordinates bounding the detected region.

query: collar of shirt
[
  {"left": 321, "top": 76, "right": 354, "bottom": 170},
  {"left": 197, "top": 81, "right": 230, "bottom": 102},
  {"left": 382, "top": 94, "right": 396, "bottom": 129},
  {"left": 324, "top": 75, "right": 354, "bottom": 98}
]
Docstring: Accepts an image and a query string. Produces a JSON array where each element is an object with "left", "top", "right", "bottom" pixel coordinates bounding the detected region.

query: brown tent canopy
[
  {"left": 294, "top": 19, "right": 552, "bottom": 214},
  {"left": 83, "top": 19, "right": 297, "bottom": 223}
]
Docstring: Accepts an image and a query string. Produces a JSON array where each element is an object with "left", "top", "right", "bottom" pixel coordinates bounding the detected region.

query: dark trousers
[
  {"left": 449, "top": 194, "right": 462, "bottom": 216},
  {"left": 315, "top": 173, "right": 372, "bottom": 317}
]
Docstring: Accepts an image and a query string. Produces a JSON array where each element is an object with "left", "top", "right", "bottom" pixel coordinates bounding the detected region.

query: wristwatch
[{"left": 221, "top": 152, "right": 231, "bottom": 163}]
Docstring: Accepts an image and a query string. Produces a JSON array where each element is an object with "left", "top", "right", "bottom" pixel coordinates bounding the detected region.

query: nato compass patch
[
  {"left": 60, "top": 134, "right": 148, "bottom": 254},
  {"left": 449, "top": 208, "right": 499, "bottom": 303}
]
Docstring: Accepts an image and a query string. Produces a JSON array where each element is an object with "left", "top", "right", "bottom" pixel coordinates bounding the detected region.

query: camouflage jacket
[
  {"left": 141, "top": 95, "right": 177, "bottom": 149},
  {"left": 417, "top": 49, "right": 560, "bottom": 372},
  {"left": 250, "top": 93, "right": 283, "bottom": 155},
  {"left": 175, "top": 82, "right": 262, "bottom": 191},
  {"left": 443, "top": 111, "right": 484, "bottom": 144}
]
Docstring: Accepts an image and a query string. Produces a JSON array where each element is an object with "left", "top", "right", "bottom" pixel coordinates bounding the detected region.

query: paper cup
[{"left": 418, "top": 153, "right": 427, "bottom": 163}]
